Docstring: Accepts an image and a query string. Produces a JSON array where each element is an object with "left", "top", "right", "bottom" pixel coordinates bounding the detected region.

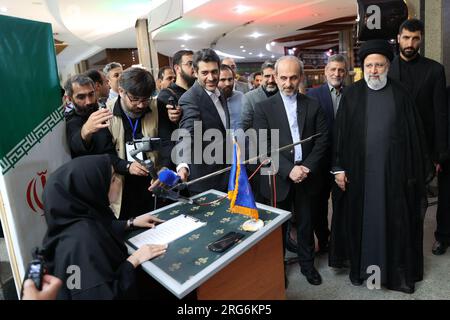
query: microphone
[{"left": 158, "top": 169, "right": 180, "bottom": 187}]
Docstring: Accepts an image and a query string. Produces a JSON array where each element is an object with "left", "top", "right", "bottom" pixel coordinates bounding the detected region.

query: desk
[{"left": 126, "top": 190, "right": 291, "bottom": 300}]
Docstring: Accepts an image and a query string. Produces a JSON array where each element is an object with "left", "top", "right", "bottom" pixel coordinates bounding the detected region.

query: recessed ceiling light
[
  {"left": 0, "top": 7, "right": 7, "bottom": 12},
  {"left": 242, "top": 49, "right": 246, "bottom": 52},
  {"left": 271, "top": 42, "right": 276, "bottom": 46},
  {"left": 250, "top": 32, "right": 262, "bottom": 39},
  {"left": 258, "top": 53, "right": 264, "bottom": 58},
  {"left": 197, "top": 22, "right": 213, "bottom": 29},
  {"left": 248, "top": 52, "right": 253, "bottom": 55},
  {"left": 233, "top": 5, "right": 251, "bottom": 14},
  {"left": 180, "top": 44, "right": 185, "bottom": 48},
  {"left": 271, "top": 55, "right": 275, "bottom": 59},
  {"left": 240, "top": 45, "right": 244, "bottom": 49},
  {"left": 179, "top": 34, "right": 193, "bottom": 41}
]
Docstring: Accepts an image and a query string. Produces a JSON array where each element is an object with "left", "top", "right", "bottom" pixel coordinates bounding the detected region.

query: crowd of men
[{"left": 33, "top": 18, "right": 449, "bottom": 299}]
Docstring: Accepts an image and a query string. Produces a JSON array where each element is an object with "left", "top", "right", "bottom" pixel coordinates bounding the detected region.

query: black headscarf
[{"left": 42, "top": 155, "right": 134, "bottom": 299}]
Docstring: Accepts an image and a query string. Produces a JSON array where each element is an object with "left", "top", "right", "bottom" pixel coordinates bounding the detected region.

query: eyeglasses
[
  {"left": 364, "top": 63, "right": 387, "bottom": 69},
  {"left": 125, "top": 92, "right": 150, "bottom": 104},
  {"left": 75, "top": 91, "right": 95, "bottom": 100}
]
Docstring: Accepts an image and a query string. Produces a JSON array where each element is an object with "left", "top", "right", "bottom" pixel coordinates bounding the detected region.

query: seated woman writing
[{"left": 42, "top": 154, "right": 166, "bottom": 299}]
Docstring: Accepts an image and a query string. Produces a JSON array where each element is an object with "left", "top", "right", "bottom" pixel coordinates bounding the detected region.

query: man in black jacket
[
  {"left": 176, "top": 48, "right": 230, "bottom": 195},
  {"left": 64, "top": 75, "right": 114, "bottom": 159},
  {"left": 253, "top": 56, "right": 329, "bottom": 285},
  {"left": 389, "top": 18, "right": 449, "bottom": 255}
]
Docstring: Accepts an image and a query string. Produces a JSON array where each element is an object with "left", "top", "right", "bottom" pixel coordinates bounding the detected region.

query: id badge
[{"left": 126, "top": 142, "right": 144, "bottom": 162}]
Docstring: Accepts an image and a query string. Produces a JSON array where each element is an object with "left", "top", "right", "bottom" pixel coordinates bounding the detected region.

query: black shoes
[
  {"left": 432, "top": 241, "right": 448, "bottom": 255},
  {"left": 301, "top": 267, "right": 322, "bottom": 285},
  {"left": 349, "top": 275, "right": 363, "bottom": 286}
]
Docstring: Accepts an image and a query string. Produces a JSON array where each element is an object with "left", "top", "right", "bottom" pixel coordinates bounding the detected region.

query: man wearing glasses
[{"left": 106, "top": 67, "right": 173, "bottom": 220}]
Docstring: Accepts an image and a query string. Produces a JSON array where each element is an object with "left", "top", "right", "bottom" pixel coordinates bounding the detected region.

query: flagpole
[{"left": 172, "top": 132, "right": 323, "bottom": 190}]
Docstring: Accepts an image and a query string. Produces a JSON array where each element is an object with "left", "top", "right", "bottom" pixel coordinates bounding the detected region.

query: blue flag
[{"left": 227, "top": 139, "right": 259, "bottom": 219}]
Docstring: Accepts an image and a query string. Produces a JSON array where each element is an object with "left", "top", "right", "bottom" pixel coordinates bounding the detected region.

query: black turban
[{"left": 358, "top": 39, "right": 394, "bottom": 62}]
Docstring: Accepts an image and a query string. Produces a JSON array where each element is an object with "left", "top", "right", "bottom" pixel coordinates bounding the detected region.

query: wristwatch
[
  {"left": 126, "top": 162, "right": 132, "bottom": 173},
  {"left": 127, "top": 217, "right": 135, "bottom": 229}
]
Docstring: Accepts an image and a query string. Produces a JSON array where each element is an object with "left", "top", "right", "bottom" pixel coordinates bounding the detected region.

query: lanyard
[{"left": 126, "top": 115, "right": 140, "bottom": 140}]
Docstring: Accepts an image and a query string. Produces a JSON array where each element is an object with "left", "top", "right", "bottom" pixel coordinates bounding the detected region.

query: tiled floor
[{"left": 286, "top": 199, "right": 450, "bottom": 300}]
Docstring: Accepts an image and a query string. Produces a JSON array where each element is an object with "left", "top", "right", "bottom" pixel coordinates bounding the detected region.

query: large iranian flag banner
[{"left": 0, "top": 15, "right": 70, "bottom": 296}]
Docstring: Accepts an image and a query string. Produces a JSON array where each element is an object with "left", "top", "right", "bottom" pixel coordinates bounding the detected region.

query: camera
[
  {"left": 167, "top": 95, "right": 178, "bottom": 110},
  {"left": 21, "top": 247, "right": 47, "bottom": 297}
]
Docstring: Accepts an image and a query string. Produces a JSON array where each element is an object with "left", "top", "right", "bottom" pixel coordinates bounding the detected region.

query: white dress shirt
[
  {"left": 280, "top": 92, "right": 302, "bottom": 162},
  {"left": 205, "top": 88, "right": 227, "bottom": 128}
]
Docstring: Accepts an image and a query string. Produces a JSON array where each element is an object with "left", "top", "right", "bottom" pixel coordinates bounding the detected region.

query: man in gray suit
[{"left": 241, "top": 61, "right": 278, "bottom": 131}]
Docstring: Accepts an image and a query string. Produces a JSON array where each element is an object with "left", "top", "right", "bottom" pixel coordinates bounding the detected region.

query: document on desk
[{"left": 128, "top": 214, "right": 206, "bottom": 248}]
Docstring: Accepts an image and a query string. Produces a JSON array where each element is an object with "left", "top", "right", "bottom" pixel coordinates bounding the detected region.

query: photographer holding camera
[{"left": 106, "top": 67, "right": 185, "bottom": 220}]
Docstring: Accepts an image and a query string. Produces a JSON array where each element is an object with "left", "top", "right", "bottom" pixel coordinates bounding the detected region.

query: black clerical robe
[{"left": 330, "top": 78, "right": 433, "bottom": 293}]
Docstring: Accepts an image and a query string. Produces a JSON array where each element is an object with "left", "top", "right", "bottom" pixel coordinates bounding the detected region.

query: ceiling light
[
  {"left": 0, "top": 7, "right": 7, "bottom": 12},
  {"left": 248, "top": 52, "right": 253, "bottom": 55},
  {"left": 258, "top": 53, "right": 264, "bottom": 58},
  {"left": 250, "top": 32, "right": 262, "bottom": 39},
  {"left": 180, "top": 44, "right": 185, "bottom": 48},
  {"left": 197, "top": 22, "right": 213, "bottom": 29},
  {"left": 240, "top": 45, "right": 244, "bottom": 49},
  {"left": 179, "top": 34, "right": 193, "bottom": 41},
  {"left": 242, "top": 49, "right": 246, "bottom": 52},
  {"left": 271, "top": 42, "right": 276, "bottom": 46},
  {"left": 271, "top": 55, "right": 275, "bottom": 59},
  {"left": 233, "top": 5, "right": 251, "bottom": 14},
  {"left": 292, "top": 48, "right": 297, "bottom": 51}
]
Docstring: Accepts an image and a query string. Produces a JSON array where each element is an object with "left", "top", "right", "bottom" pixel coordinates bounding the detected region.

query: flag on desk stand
[{"left": 228, "top": 139, "right": 263, "bottom": 231}]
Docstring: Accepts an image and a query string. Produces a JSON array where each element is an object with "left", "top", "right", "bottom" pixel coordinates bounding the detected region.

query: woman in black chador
[{"left": 42, "top": 154, "right": 166, "bottom": 299}]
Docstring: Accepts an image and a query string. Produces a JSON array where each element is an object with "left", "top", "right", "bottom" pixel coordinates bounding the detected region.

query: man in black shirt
[
  {"left": 389, "top": 19, "right": 449, "bottom": 255},
  {"left": 157, "top": 50, "right": 195, "bottom": 169},
  {"left": 64, "top": 75, "right": 114, "bottom": 158}
]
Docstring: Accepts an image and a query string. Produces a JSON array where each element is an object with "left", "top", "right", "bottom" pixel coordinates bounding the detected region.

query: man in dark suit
[
  {"left": 176, "top": 49, "right": 230, "bottom": 195},
  {"left": 253, "top": 56, "right": 329, "bottom": 285},
  {"left": 388, "top": 19, "right": 448, "bottom": 254},
  {"left": 307, "top": 54, "right": 348, "bottom": 254}
]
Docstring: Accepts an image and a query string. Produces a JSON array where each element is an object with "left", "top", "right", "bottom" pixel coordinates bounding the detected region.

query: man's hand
[
  {"left": 289, "top": 165, "right": 309, "bottom": 183},
  {"left": 22, "top": 275, "right": 63, "bottom": 300},
  {"left": 133, "top": 213, "right": 165, "bottom": 228},
  {"left": 80, "top": 108, "right": 113, "bottom": 142},
  {"left": 335, "top": 172, "right": 348, "bottom": 191},
  {"left": 177, "top": 168, "right": 189, "bottom": 182},
  {"left": 435, "top": 163, "right": 443, "bottom": 175},
  {"left": 166, "top": 105, "right": 182, "bottom": 123},
  {"left": 128, "top": 162, "right": 150, "bottom": 176},
  {"left": 127, "top": 244, "right": 168, "bottom": 268}
]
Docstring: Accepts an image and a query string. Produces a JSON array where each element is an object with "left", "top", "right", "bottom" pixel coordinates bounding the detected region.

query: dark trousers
[
  {"left": 277, "top": 184, "right": 316, "bottom": 271},
  {"left": 313, "top": 184, "right": 331, "bottom": 245},
  {"left": 436, "top": 162, "right": 450, "bottom": 243}
]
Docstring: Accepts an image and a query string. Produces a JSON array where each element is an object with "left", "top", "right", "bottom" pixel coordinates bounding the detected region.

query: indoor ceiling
[{"left": 0, "top": 0, "right": 357, "bottom": 71}]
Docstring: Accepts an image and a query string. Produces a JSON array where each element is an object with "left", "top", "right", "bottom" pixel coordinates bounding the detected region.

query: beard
[
  {"left": 74, "top": 102, "right": 98, "bottom": 117},
  {"left": 364, "top": 69, "right": 388, "bottom": 91},
  {"left": 180, "top": 69, "right": 196, "bottom": 87},
  {"left": 264, "top": 82, "right": 278, "bottom": 93},
  {"left": 400, "top": 45, "right": 419, "bottom": 59},
  {"left": 221, "top": 85, "right": 233, "bottom": 99}
]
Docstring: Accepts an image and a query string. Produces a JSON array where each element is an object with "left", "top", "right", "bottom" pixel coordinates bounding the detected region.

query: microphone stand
[{"left": 170, "top": 132, "right": 322, "bottom": 192}]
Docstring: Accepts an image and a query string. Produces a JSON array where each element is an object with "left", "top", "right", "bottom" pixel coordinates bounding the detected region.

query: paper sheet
[{"left": 128, "top": 214, "right": 206, "bottom": 248}]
